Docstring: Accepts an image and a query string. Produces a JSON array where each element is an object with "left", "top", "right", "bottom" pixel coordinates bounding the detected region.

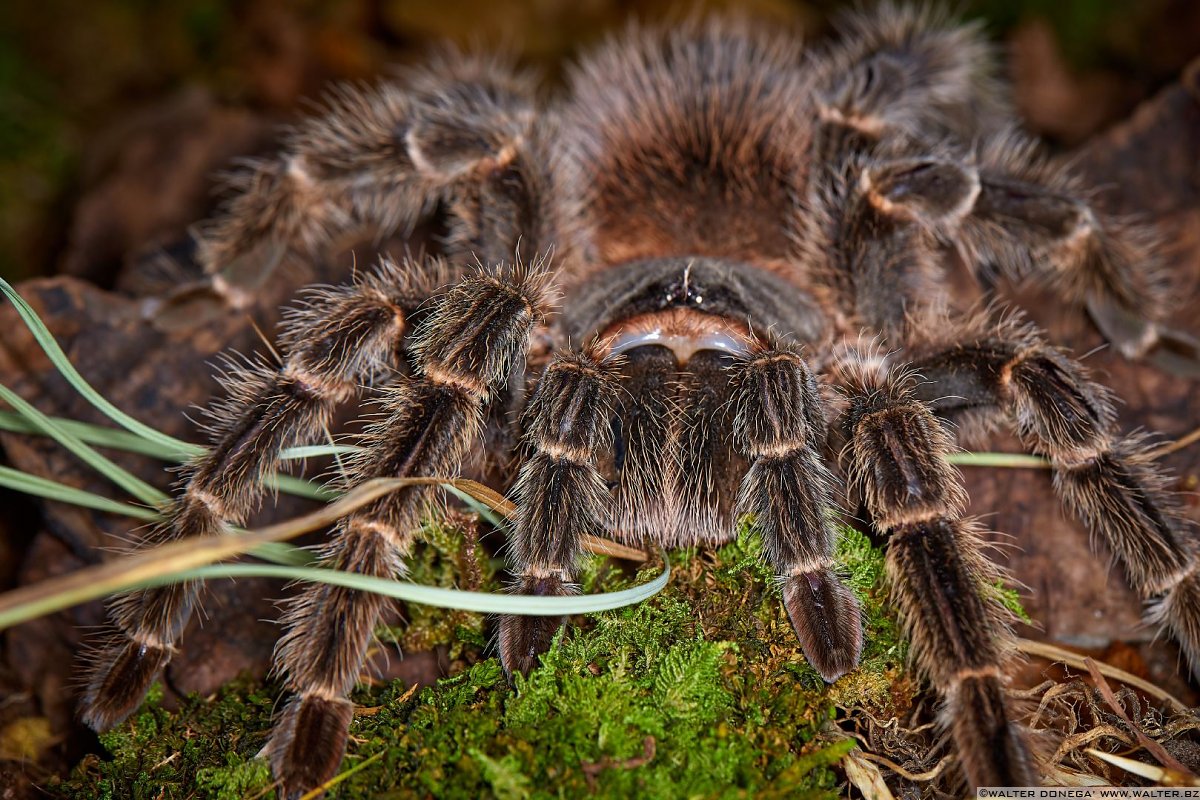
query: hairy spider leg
[
  {"left": 80, "top": 256, "right": 447, "bottom": 731},
  {"left": 833, "top": 348, "right": 1035, "bottom": 789},
  {"left": 498, "top": 343, "right": 624, "bottom": 675},
  {"left": 269, "top": 265, "right": 551, "bottom": 798},
  {"left": 911, "top": 313, "right": 1199, "bottom": 674},
  {"left": 731, "top": 341, "right": 864, "bottom": 680},
  {"left": 155, "top": 54, "right": 542, "bottom": 327}
]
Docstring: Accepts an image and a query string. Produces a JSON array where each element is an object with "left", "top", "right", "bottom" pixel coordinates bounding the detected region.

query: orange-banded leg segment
[
  {"left": 155, "top": 54, "right": 541, "bottom": 325},
  {"left": 808, "top": 148, "right": 981, "bottom": 345},
  {"left": 79, "top": 256, "right": 441, "bottom": 732},
  {"left": 911, "top": 315, "right": 1199, "bottom": 677},
  {"left": 960, "top": 133, "right": 1198, "bottom": 374},
  {"left": 815, "top": 4, "right": 1002, "bottom": 147},
  {"left": 267, "top": 264, "right": 551, "bottom": 799},
  {"left": 732, "top": 342, "right": 863, "bottom": 682},
  {"left": 836, "top": 351, "right": 1034, "bottom": 789},
  {"left": 497, "top": 343, "right": 624, "bottom": 677}
]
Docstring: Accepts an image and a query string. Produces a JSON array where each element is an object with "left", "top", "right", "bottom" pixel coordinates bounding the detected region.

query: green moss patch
[{"left": 55, "top": 525, "right": 913, "bottom": 799}]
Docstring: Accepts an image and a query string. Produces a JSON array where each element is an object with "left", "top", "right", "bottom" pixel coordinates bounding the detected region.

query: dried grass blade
[
  {"left": 842, "top": 748, "right": 896, "bottom": 800},
  {"left": 1086, "top": 748, "right": 1200, "bottom": 786},
  {"left": 1146, "top": 424, "right": 1200, "bottom": 459},
  {"left": 1017, "top": 638, "right": 1189, "bottom": 712},
  {"left": 581, "top": 534, "right": 649, "bottom": 562},
  {"left": 443, "top": 478, "right": 647, "bottom": 560},
  {"left": 0, "top": 477, "right": 665, "bottom": 629},
  {"left": 0, "top": 477, "right": 413, "bottom": 630},
  {"left": 1083, "top": 656, "right": 1196, "bottom": 780}
]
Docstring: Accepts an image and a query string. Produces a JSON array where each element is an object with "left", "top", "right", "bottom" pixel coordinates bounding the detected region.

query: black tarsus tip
[
  {"left": 269, "top": 694, "right": 355, "bottom": 800},
  {"left": 782, "top": 570, "right": 864, "bottom": 683},
  {"left": 80, "top": 640, "right": 172, "bottom": 731},
  {"left": 498, "top": 575, "right": 569, "bottom": 678},
  {"left": 950, "top": 674, "right": 1035, "bottom": 789}
]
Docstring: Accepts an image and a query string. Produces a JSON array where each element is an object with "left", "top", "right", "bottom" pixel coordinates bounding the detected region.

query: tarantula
[{"left": 74, "top": 5, "right": 1199, "bottom": 796}]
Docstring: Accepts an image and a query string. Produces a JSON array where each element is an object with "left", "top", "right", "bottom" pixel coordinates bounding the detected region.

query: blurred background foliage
[{"left": 0, "top": 0, "right": 1197, "bottom": 284}]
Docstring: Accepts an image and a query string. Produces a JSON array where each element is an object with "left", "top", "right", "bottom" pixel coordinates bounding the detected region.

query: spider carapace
[{"left": 78, "top": 5, "right": 1198, "bottom": 796}]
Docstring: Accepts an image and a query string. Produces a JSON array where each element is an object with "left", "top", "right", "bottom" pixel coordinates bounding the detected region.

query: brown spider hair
[{"left": 78, "top": 6, "right": 1197, "bottom": 797}]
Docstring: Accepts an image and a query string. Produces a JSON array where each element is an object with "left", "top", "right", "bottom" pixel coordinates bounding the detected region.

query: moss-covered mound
[{"left": 54, "top": 527, "right": 914, "bottom": 799}]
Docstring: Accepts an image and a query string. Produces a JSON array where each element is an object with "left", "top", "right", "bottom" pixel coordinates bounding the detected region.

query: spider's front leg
[
  {"left": 731, "top": 342, "right": 863, "bottom": 680},
  {"left": 266, "top": 264, "right": 551, "bottom": 798},
  {"left": 909, "top": 314, "right": 1200, "bottom": 677},
  {"left": 834, "top": 350, "right": 1034, "bottom": 790},
  {"left": 80, "top": 256, "right": 445, "bottom": 731},
  {"left": 500, "top": 339, "right": 865, "bottom": 683},
  {"left": 497, "top": 344, "right": 624, "bottom": 676}
]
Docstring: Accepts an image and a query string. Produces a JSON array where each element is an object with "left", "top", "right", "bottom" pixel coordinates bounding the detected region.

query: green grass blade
[
  {"left": 0, "top": 477, "right": 664, "bottom": 630},
  {"left": 0, "top": 464, "right": 315, "bottom": 569},
  {"left": 0, "top": 382, "right": 166, "bottom": 507},
  {"left": 141, "top": 559, "right": 671, "bottom": 616},
  {"left": 0, "top": 410, "right": 340, "bottom": 501},
  {"left": 0, "top": 411, "right": 361, "bottom": 465},
  {"left": 0, "top": 541, "right": 670, "bottom": 628},
  {"left": 281, "top": 444, "right": 363, "bottom": 460},
  {"left": 0, "top": 280, "right": 360, "bottom": 459},
  {"left": 263, "top": 473, "right": 338, "bottom": 501},
  {"left": 0, "top": 277, "right": 193, "bottom": 454},
  {"left": 0, "top": 465, "right": 160, "bottom": 521},
  {"left": 299, "top": 750, "right": 386, "bottom": 800},
  {"left": 0, "top": 288, "right": 670, "bottom": 627},
  {"left": 0, "top": 410, "right": 199, "bottom": 460},
  {"left": 946, "top": 452, "right": 1051, "bottom": 469},
  {"left": 251, "top": 542, "right": 316, "bottom": 567}
]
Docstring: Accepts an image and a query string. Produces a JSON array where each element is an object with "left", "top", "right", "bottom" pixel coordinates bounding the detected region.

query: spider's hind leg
[
  {"left": 833, "top": 347, "right": 1035, "bottom": 790},
  {"left": 959, "top": 132, "right": 1198, "bottom": 375},
  {"left": 815, "top": 3, "right": 1005, "bottom": 151},
  {"left": 156, "top": 53, "right": 543, "bottom": 328},
  {"left": 816, "top": 6, "right": 1198, "bottom": 375}
]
